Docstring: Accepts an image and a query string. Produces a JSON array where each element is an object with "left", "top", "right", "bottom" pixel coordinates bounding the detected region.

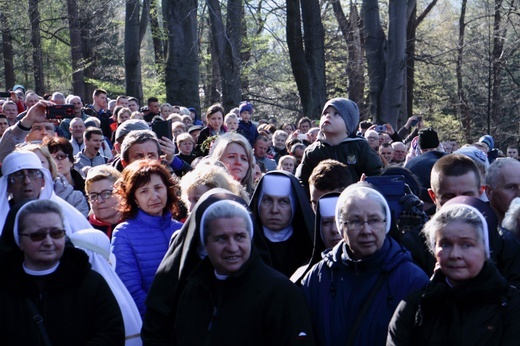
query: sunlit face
[
  {"left": 52, "top": 150, "right": 73, "bottom": 176},
  {"left": 117, "top": 97, "right": 128, "bottom": 107},
  {"left": 259, "top": 194, "right": 292, "bottom": 231},
  {"left": 8, "top": 169, "right": 44, "bottom": 203},
  {"left": 391, "top": 143, "right": 406, "bottom": 162},
  {"left": 149, "top": 101, "right": 161, "bottom": 114},
  {"left": 340, "top": 197, "right": 386, "bottom": 259},
  {"left": 161, "top": 105, "right": 173, "bottom": 118},
  {"left": 94, "top": 93, "right": 107, "bottom": 108},
  {"left": 220, "top": 143, "right": 249, "bottom": 182},
  {"left": 486, "top": 163, "right": 520, "bottom": 217},
  {"left": 70, "top": 120, "right": 85, "bottom": 140},
  {"left": 204, "top": 217, "right": 251, "bottom": 275},
  {"left": 19, "top": 213, "right": 65, "bottom": 271},
  {"left": 0, "top": 117, "right": 9, "bottom": 136},
  {"left": 3, "top": 103, "right": 18, "bottom": 123},
  {"left": 273, "top": 135, "right": 286, "bottom": 149},
  {"left": 26, "top": 122, "right": 55, "bottom": 142},
  {"left": 280, "top": 159, "right": 295, "bottom": 173},
  {"left": 33, "top": 150, "right": 50, "bottom": 171},
  {"left": 179, "top": 140, "right": 194, "bottom": 155},
  {"left": 226, "top": 118, "right": 239, "bottom": 131},
  {"left": 299, "top": 121, "right": 310, "bottom": 134},
  {"left": 183, "top": 117, "right": 193, "bottom": 127},
  {"left": 85, "top": 133, "right": 103, "bottom": 156},
  {"left": 186, "top": 185, "right": 211, "bottom": 213},
  {"left": 118, "top": 111, "right": 131, "bottom": 123},
  {"left": 430, "top": 171, "right": 481, "bottom": 210},
  {"left": 87, "top": 179, "right": 120, "bottom": 223},
  {"left": 25, "top": 94, "right": 40, "bottom": 109},
  {"left": 69, "top": 96, "right": 83, "bottom": 114},
  {"left": 435, "top": 221, "right": 486, "bottom": 286},
  {"left": 128, "top": 100, "right": 139, "bottom": 113},
  {"left": 379, "top": 147, "right": 394, "bottom": 163},
  {"left": 320, "top": 106, "right": 347, "bottom": 136},
  {"left": 254, "top": 140, "right": 269, "bottom": 158},
  {"left": 173, "top": 126, "right": 185, "bottom": 138},
  {"left": 283, "top": 124, "right": 295, "bottom": 135},
  {"left": 208, "top": 112, "right": 223, "bottom": 132},
  {"left": 366, "top": 134, "right": 379, "bottom": 150},
  {"left": 134, "top": 174, "right": 168, "bottom": 216},
  {"left": 125, "top": 140, "right": 160, "bottom": 164}
]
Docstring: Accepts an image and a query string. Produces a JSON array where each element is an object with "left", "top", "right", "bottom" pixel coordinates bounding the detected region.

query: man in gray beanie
[{"left": 296, "top": 98, "right": 382, "bottom": 191}]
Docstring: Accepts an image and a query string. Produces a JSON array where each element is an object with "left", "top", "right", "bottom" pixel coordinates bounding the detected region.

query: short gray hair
[
  {"left": 486, "top": 158, "right": 520, "bottom": 189},
  {"left": 200, "top": 200, "right": 253, "bottom": 246},
  {"left": 121, "top": 130, "right": 160, "bottom": 163},
  {"left": 422, "top": 204, "right": 489, "bottom": 258}
]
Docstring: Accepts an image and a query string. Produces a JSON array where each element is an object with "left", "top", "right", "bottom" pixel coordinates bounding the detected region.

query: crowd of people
[{"left": 0, "top": 85, "right": 519, "bottom": 345}]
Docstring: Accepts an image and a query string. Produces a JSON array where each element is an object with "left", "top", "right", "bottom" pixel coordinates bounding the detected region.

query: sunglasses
[
  {"left": 52, "top": 154, "right": 69, "bottom": 161},
  {"left": 19, "top": 229, "right": 66, "bottom": 242}
]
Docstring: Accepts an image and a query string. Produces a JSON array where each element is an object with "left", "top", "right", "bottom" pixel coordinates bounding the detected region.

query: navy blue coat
[{"left": 301, "top": 237, "right": 428, "bottom": 346}]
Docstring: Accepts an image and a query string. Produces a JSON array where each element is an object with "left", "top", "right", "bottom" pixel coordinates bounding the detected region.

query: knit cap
[
  {"left": 321, "top": 98, "right": 359, "bottom": 136},
  {"left": 239, "top": 101, "right": 253, "bottom": 114}
]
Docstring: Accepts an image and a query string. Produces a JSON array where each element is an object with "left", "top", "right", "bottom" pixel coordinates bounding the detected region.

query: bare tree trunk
[
  {"left": 0, "top": 12, "right": 15, "bottom": 90},
  {"left": 150, "top": 0, "right": 165, "bottom": 73},
  {"left": 125, "top": 0, "right": 147, "bottom": 101},
  {"left": 208, "top": 28, "right": 221, "bottom": 106},
  {"left": 163, "top": 0, "right": 200, "bottom": 108},
  {"left": 490, "top": 0, "right": 505, "bottom": 135},
  {"left": 286, "top": 0, "right": 326, "bottom": 118},
  {"left": 456, "top": 0, "right": 471, "bottom": 143},
  {"left": 28, "top": 0, "right": 45, "bottom": 95},
  {"left": 66, "top": 0, "right": 85, "bottom": 98},
  {"left": 207, "top": 0, "right": 243, "bottom": 112}
]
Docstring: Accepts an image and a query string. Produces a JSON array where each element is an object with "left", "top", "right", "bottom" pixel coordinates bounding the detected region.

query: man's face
[
  {"left": 204, "top": 217, "right": 252, "bottom": 276},
  {"left": 309, "top": 185, "right": 329, "bottom": 213},
  {"left": 0, "top": 118, "right": 9, "bottom": 136},
  {"left": 85, "top": 133, "right": 103, "bottom": 156},
  {"left": 70, "top": 97, "right": 83, "bottom": 114},
  {"left": 117, "top": 97, "right": 128, "bottom": 107},
  {"left": 507, "top": 148, "right": 518, "bottom": 159},
  {"left": 429, "top": 171, "right": 482, "bottom": 210},
  {"left": 128, "top": 100, "right": 139, "bottom": 113},
  {"left": 26, "top": 122, "right": 55, "bottom": 142},
  {"left": 125, "top": 140, "right": 160, "bottom": 164},
  {"left": 379, "top": 147, "right": 394, "bottom": 162},
  {"left": 486, "top": 163, "right": 520, "bottom": 218},
  {"left": 25, "top": 94, "right": 40, "bottom": 109},
  {"left": 293, "top": 148, "right": 304, "bottom": 164},
  {"left": 148, "top": 101, "right": 160, "bottom": 114},
  {"left": 299, "top": 121, "right": 310, "bottom": 134},
  {"left": 392, "top": 143, "right": 406, "bottom": 162},
  {"left": 94, "top": 93, "right": 107, "bottom": 109},
  {"left": 258, "top": 194, "right": 293, "bottom": 231},
  {"left": 70, "top": 120, "right": 85, "bottom": 141},
  {"left": 254, "top": 140, "right": 269, "bottom": 158},
  {"left": 7, "top": 169, "right": 44, "bottom": 203},
  {"left": 3, "top": 103, "right": 18, "bottom": 122}
]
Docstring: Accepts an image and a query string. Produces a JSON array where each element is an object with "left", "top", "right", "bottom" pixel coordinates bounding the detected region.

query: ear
[
  {"left": 121, "top": 159, "right": 128, "bottom": 168},
  {"left": 113, "top": 142, "right": 121, "bottom": 154},
  {"left": 485, "top": 185, "right": 492, "bottom": 200},
  {"left": 427, "top": 188, "right": 437, "bottom": 205}
]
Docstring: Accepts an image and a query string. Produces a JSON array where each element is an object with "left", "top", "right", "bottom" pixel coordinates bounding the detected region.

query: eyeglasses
[
  {"left": 19, "top": 229, "right": 66, "bottom": 242},
  {"left": 52, "top": 154, "right": 69, "bottom": 161},
  {"left": 88, "top": 189, "right": 113, "bottom": 202},
  {"left": 8, "top": 170, "right": 43, "bottom": 184},
  {"left": 343, "top": 218, "right": 386, "bottom": 231},
  {"left": 367, "top": 137, "right": 379, "bottom": 141}
]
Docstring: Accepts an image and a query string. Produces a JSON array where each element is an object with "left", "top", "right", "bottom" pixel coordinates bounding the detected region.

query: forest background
[{"left": 0, "top": 0, "right": 518, "bottom": 150}]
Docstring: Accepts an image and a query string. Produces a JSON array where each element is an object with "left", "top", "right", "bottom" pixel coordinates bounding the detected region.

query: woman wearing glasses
[
  {"left": 84, "top": 165, "right": 122, "bottom": 238},
  {"left": 301, "top": 183, "right": 428, "bottom": 346},
  {"left": 111, "top": 159, "right": 182, "bottom": 318},
  {"left": 0, "top": 199, "right": 125, "bottom": 345}
]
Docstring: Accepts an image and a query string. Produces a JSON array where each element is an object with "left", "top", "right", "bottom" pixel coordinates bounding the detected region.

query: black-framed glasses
[
  {"left": 343, "top": 218, "right": 386, "bottom": 231},
  {"left": 88, "top": 189, "right": 113, "bottom": 202},
  {"left": 8, "top": 169, "right": 43, "bottom": 184},
  {"left": 52, "top": 154, "right": 69, "bottom": 161},
  {"left": 19, "top": 229, "right": 66, "bottom": 242}
]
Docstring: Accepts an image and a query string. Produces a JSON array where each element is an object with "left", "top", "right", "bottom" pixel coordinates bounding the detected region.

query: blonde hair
[{"left": 17, "top": 144, "right": 58, "bottom": 179}]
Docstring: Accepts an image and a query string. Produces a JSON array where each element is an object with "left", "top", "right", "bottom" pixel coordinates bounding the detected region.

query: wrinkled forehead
[{"left": 31, "top": 122, "right": 54, "bottom": 130}]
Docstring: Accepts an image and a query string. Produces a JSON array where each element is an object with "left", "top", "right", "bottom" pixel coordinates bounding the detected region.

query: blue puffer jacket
[
  {"left": 111, "top": 209, "right": 182, "bottom": 317},
  {"left": 301, "top": 237, "right": 428, "bottom": 346}
]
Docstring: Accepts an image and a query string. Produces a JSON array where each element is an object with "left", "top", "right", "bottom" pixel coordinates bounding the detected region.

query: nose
[
  {"left": 42, "top": 234, "right": 53, "bottom": 245},
  {"left": 448, "top": 245, "right": 462, "bottom": 259},
  {"left": 226, "top": 238, "right": 239, "bottom": 252}
]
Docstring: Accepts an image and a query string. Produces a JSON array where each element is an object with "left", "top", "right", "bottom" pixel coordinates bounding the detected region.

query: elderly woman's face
[
  {"left": 435, "top": 221, "right": 486, "bottom": 286},
  {"left": 204, "top": 216, "right": 251, "bottom": 275},
  {"left": 340, "top": 197, "right": 386, "bottom": 259},
  {"left": 19, "top": 212, "right": 65, "bottom": 271}
]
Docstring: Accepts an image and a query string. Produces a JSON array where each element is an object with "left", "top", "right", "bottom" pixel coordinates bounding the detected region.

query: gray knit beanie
[{"left": 321, "top": 98, "right": 359, "bottom": 136}]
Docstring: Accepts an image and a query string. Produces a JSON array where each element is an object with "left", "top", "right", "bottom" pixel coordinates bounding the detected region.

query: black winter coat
[
  {"left": 0, "top": 247, "right": 125, "bottom": 346},
  {"left": 387, "top": 261, "right": 520, "bottom": 346},
  {"left": 173, "top": 250, "right": 315, "bottom": 346}
]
